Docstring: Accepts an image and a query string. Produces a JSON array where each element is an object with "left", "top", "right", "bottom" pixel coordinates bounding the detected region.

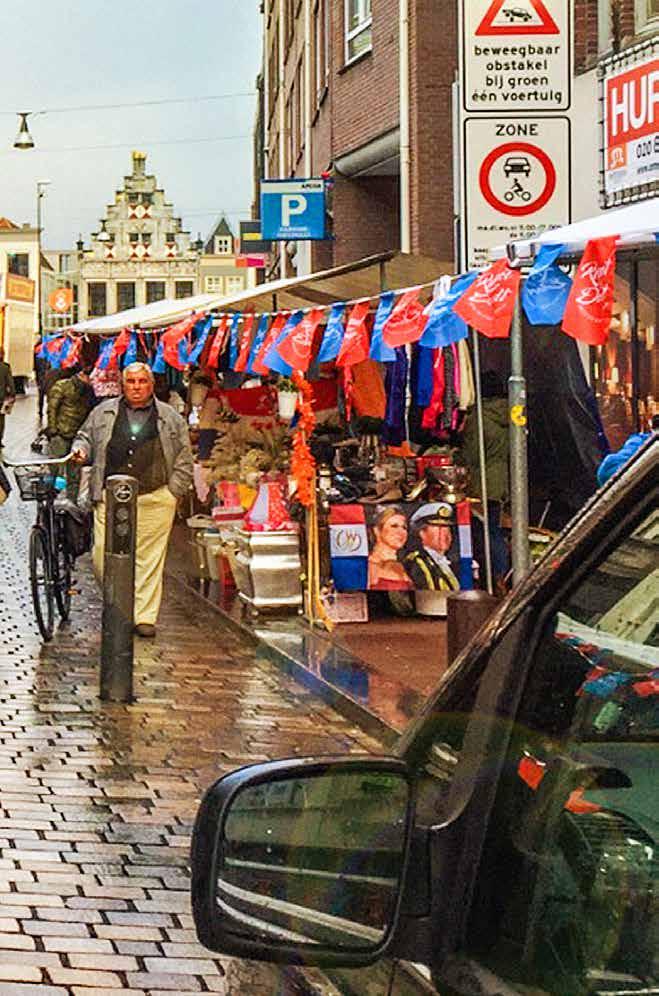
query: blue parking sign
[{"left": 261, "top": 179, "right": 327, "bottom": 241}]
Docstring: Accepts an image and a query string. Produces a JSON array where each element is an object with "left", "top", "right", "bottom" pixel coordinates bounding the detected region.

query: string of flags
[{"left": 36, "top": 236, "right": 618, "bottom": 374}]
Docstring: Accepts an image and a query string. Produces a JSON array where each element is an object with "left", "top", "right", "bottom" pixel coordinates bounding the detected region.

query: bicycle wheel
[
  {"left": 29, "top": 526, "right": 54, "bottom": 641},
  {"left": 53, "top": 519, "right": 72, "bottom": 621}
]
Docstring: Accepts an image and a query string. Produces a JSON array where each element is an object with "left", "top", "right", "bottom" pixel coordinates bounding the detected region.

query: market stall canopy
[
  {"left": 198, "top": 251, "right": 452, "bottom": 314},
  {"left": 492, "top": 197, "right": 659, "bottom": 260},
  {"left": 70, "top": 293, "right": 221, "bottom": 335},
  {"left": 71, "top": 252, "right": 452, "bottom": 335}
]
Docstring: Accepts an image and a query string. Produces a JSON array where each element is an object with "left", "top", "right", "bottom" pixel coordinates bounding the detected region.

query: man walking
[
  {"left": 47, "top": 364, "right": 95, "bottom": 457},
  {"left": 72, "top": 362, "right": 193, "bottom": 637},
  {"left": 0, "top": 348, "right": 15, "bottom": 449}
]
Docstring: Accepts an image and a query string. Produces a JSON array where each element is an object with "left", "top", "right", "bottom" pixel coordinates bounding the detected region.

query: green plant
[{"left": 277, "top": 376, "right": 298, "bottom": 393}]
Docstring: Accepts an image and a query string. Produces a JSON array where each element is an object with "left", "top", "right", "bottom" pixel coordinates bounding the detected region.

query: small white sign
[
  {"left": 329, "top": 524, "right": 368, "bottom": 559},
  {"left": 463, "top": 116, "right": 571, "bottom": 268},
  {"left": 461, "top": 0, "right": 571, "bottom": 113}
]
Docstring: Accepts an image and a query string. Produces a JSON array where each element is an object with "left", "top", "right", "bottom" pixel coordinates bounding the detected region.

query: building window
[
  {"left": 345, "top": 0, "right": 372, "bottom": 62},
  {"left": 637, "top": 0, "right": 659, "bottom": 29},
  {"left": 129, "top": 232, "right": 140, "bottom": 243},
  {"left": 166, "top": 232, "right": 176, "bottom": 243},
  {"left": 58, "top": 253, "right": 73, "bottom": 273},
  {"left": 214, "top": 235, "right": 233, "bottom": 256},
  {"left": 295, "top": 57, "right": 304, "bottom": 162},
  {"left": 141, "top": 233, "right": 152, "bottom": 246},
  {"left": 128, "top": 192, "right": 139, "bottom": 205},
  {"left": 88, "top": 282, "right": 107, "bottom": 317},
  {"left": 117, "top": 282, "right": 136, "bottom": 312},
  {"left": 146, "top": 281, "right": 166, "bottom": 304},
  {"left": 286, "top": 93, "right": 294, "bottom": 173},
  {"left": 175, "top": 280, "right": 194, "bottom": 299},
  {"left": 314, "top": 0, "right": 329, "bottom": 103},
  {"left": 226, "top": 275, "right": 246, "bottom": 295},
  {"left": 268, "top": 21, "right": 279, "bottom": 122},
  {"left": 205, "top": 275, "right": 224, "bottom": 293},
  {"left": 7, "top": 253, "right": 30, "bottom": 277}
]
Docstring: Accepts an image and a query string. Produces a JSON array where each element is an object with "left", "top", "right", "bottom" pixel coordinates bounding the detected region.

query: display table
[{"left": 231, "top": 529, "right": 302, "bottom": 615}]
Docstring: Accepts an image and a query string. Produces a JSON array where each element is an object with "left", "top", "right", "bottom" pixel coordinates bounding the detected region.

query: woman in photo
[{"left": 368, "top": 505, "right": 414, "bottom": 591}]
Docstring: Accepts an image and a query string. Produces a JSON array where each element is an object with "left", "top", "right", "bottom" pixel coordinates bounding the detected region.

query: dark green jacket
[
  {"left": 47, "top": 375, "right": 94, "bottom": 440},
  {"left": 460, "top": 397, "right": 510, "bottom": 503},
  {"left": 0, "top": 360, "right": 15, "bottom": 403}
]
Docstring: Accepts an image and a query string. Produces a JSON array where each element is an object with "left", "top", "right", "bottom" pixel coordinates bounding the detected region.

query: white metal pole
[
  {"left": 399, "top": 0, "right": 411, "bottom": 254},
  {"left": 471, "top": 329, "right": 493, "bottom": 594}
]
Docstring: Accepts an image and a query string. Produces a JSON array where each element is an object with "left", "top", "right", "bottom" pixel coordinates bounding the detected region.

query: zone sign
[{"left": 460, "top": 0, "right": 572, "bottom": 113}]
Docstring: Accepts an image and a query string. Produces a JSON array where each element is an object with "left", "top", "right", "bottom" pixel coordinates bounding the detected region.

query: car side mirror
[{"left": 191, "top": 756, "right": 414, "bottom": 967}]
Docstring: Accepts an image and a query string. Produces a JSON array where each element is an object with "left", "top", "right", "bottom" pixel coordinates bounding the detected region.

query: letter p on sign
[{"left": 282, "top": 194, "right": 307, "bottom": 228}]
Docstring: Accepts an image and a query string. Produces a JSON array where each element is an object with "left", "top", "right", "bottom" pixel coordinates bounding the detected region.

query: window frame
[
  {"left": 636, "top": 0, "right": 659, "bottom": 31},
  {"left": 145, "top": 280, "right": 166, "bottom": 305},
  {"left": 88, "top": 282, "right": 107, "bottom": 318},
  {"left": 344, "top": 0, "right": 372, "bottom": 65},
  {"left": 116, "top": 281, "right": 136, "bottom": 312}
]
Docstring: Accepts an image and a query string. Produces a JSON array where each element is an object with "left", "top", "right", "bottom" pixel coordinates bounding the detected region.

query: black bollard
[
  {"left": 446, "top": 590, "right": 501, "bottom": 666},
  {"left": 100, "top": 475, "right": 138, "bottom": 702}
]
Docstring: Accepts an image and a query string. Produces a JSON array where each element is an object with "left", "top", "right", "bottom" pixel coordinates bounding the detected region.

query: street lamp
[
  {"left": 13, "top": 112, "right": 35, "bottom": 150},
  {"left": 36, "top": 180, "right": 51, "bottom": 338},
  {"left": 96, "top": 220, "right": 111, "bottom": 242}
]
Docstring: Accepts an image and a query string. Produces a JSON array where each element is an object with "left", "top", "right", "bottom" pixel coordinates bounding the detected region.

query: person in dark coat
[{"left": 0, "top": 348, "right": 15, "bottom": 449}]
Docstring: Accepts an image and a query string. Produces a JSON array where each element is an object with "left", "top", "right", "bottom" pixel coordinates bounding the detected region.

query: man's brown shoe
[{"left": 135, "top": 624, "right": 156, "bottom": 638}]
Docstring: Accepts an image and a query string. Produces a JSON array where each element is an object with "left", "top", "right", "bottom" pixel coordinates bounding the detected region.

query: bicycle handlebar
[{"left": 2, "top": 452, "right": 76, "bottom": 469}]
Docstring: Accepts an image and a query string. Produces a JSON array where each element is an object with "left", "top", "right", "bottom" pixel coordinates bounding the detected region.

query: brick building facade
[{"left": 259, "top": 0, "right": 657, "bottom": 279}]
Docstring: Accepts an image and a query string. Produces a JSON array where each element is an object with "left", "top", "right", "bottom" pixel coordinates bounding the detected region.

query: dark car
[
  {"left": 191, "top": 439, "right": 658, "bottom": 996},
  {"left": 504, "top": 7, "right": 534, "bottom": 21}
]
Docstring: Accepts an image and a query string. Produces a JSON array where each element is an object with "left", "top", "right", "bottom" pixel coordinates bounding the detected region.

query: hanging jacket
[{"left": 460, "top": 396, "right": 510, "bottom": 503}]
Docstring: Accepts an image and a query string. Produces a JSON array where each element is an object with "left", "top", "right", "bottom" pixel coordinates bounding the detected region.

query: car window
[{"left": 465, "top": 507, "right": 658, "bottom": 995}]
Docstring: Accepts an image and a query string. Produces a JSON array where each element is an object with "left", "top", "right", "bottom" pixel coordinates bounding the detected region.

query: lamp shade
[{"left": 13, "top": 112, "right": 34, "bottom": 150}]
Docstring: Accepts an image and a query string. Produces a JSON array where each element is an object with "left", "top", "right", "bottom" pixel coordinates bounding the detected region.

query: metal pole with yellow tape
[{"left": 509, "top": 296, "right": 531, "bottom": 586}]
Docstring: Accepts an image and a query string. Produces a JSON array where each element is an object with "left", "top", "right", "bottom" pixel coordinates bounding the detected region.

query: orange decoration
[{"left": 290, "top": 372, "right": 317, "bottom": 507}]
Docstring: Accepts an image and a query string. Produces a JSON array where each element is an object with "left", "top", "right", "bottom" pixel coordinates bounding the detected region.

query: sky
[{"left": 0, "top": 0, "right": 261, "bottom": 250}]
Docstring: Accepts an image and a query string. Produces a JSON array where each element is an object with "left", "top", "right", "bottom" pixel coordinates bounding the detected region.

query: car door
[{"left": 429, "top": 496, "right": 658, "bottom": 994}]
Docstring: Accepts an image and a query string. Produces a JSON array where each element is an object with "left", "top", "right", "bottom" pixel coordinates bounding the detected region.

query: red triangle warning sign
[{"left": 476, "top": 0, "right": 560, "bottom": 36}]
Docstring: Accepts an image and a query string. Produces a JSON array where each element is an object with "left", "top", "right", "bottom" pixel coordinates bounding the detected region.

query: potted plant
[{"left": 276, "top": 376, "right": 299, "bottom": 420}]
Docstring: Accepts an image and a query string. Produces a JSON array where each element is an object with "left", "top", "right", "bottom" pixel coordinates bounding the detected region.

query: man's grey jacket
[{"left": 73, "top": 398, "right": 194, "bottom": 504}]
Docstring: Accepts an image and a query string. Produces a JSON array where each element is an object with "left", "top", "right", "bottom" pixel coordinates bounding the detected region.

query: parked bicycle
[{"left": 4, "top": 454, "right": 79, "bottom": 641}]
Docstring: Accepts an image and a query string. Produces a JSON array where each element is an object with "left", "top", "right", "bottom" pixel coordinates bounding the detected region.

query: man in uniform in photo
[{"left": 405, "top": 502, "right": 460, "bottom": 592}]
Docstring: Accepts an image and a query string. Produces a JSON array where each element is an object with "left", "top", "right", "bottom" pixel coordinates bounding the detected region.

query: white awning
[
  {"left": 71, "top": 293, "right": 221, "bottom": 335},
  {"left": 491, "top": 197, "right": 659, "bottom": 260}
]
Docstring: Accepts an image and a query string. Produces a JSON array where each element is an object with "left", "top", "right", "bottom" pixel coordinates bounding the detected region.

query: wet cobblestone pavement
[{"left": 0, "top": 396, "right": 383, "bottom": 994}]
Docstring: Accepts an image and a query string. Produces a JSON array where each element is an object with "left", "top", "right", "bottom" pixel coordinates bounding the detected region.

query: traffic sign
[
  {"left": 463, "top": 116, "right": 571, "bottom": 269},
  {"left": 460, "top": 0, "right": 572, "bottom": 113},
  {"left": 261, "top": 179, "right": 327, "bottom": 241}
]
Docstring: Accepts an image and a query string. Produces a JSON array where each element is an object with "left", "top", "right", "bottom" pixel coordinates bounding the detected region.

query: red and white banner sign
[{"left": 603, "top": 48, "right": 659, "bottom": 199}]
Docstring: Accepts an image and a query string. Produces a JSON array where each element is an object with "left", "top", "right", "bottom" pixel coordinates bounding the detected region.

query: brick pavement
[{"left": 0, "top": 394, "right": 382, "bottom": 995}]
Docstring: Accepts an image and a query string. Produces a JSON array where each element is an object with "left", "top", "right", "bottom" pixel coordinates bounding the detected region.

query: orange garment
[{"left": 350, "top": 359, "right": 386, "bottom": 419}]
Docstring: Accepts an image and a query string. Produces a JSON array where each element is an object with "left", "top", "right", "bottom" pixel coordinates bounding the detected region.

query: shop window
[
  {"left": 88, "top": 282, "right": 107, "bottom": 317},
  {"left": 7, "top": 253, "right": 30, "bottom": 277},
  {"left": 117, "top": 282, "right": 136, "bottom": 312},
  {"left": 175, "top": 280, "right": 194, "bottom": 299},
  {"left": 146, "top": 281, "right": 166, "bottom": 304},
  {"left": 205, "top": 275, "right": 223, "bottom": 293},
  {"left": 637, "top": 257, "right": 658, "bottom": 427},
  {"left": 345, "top": 0, "right": 372, "bottom": 63}
]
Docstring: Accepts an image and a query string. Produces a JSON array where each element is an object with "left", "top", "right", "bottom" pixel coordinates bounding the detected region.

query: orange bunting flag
[
  {"left": 276, "top": 307, "right": 325, "bottom": 372},
  {"left": 382, "top": 289, "right": 428, "bottom": 347},
  {"left": 452, "top": 259, "right": 521, "bottom": 339},
  {"left": 336, "top": 300, "right": 371, "bottom": 368},
  {"left": 561, "top": 237, "right": 616, "bottom": 347},
  {"left": 233, "top": 313, "right": 256, "bottom": 372}
]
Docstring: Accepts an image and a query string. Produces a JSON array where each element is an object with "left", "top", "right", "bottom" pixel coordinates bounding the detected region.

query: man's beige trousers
[{"left": 93, "top": 486, "right": 177, "bottom": 626}]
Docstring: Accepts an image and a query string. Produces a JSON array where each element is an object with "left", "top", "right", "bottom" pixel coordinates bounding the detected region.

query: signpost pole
[
  {"left": 100, "top": 475, "right": 138, "bottom": 703},
  {"left": 508, "top": 295, "right": 531, "bottom": 586}
]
